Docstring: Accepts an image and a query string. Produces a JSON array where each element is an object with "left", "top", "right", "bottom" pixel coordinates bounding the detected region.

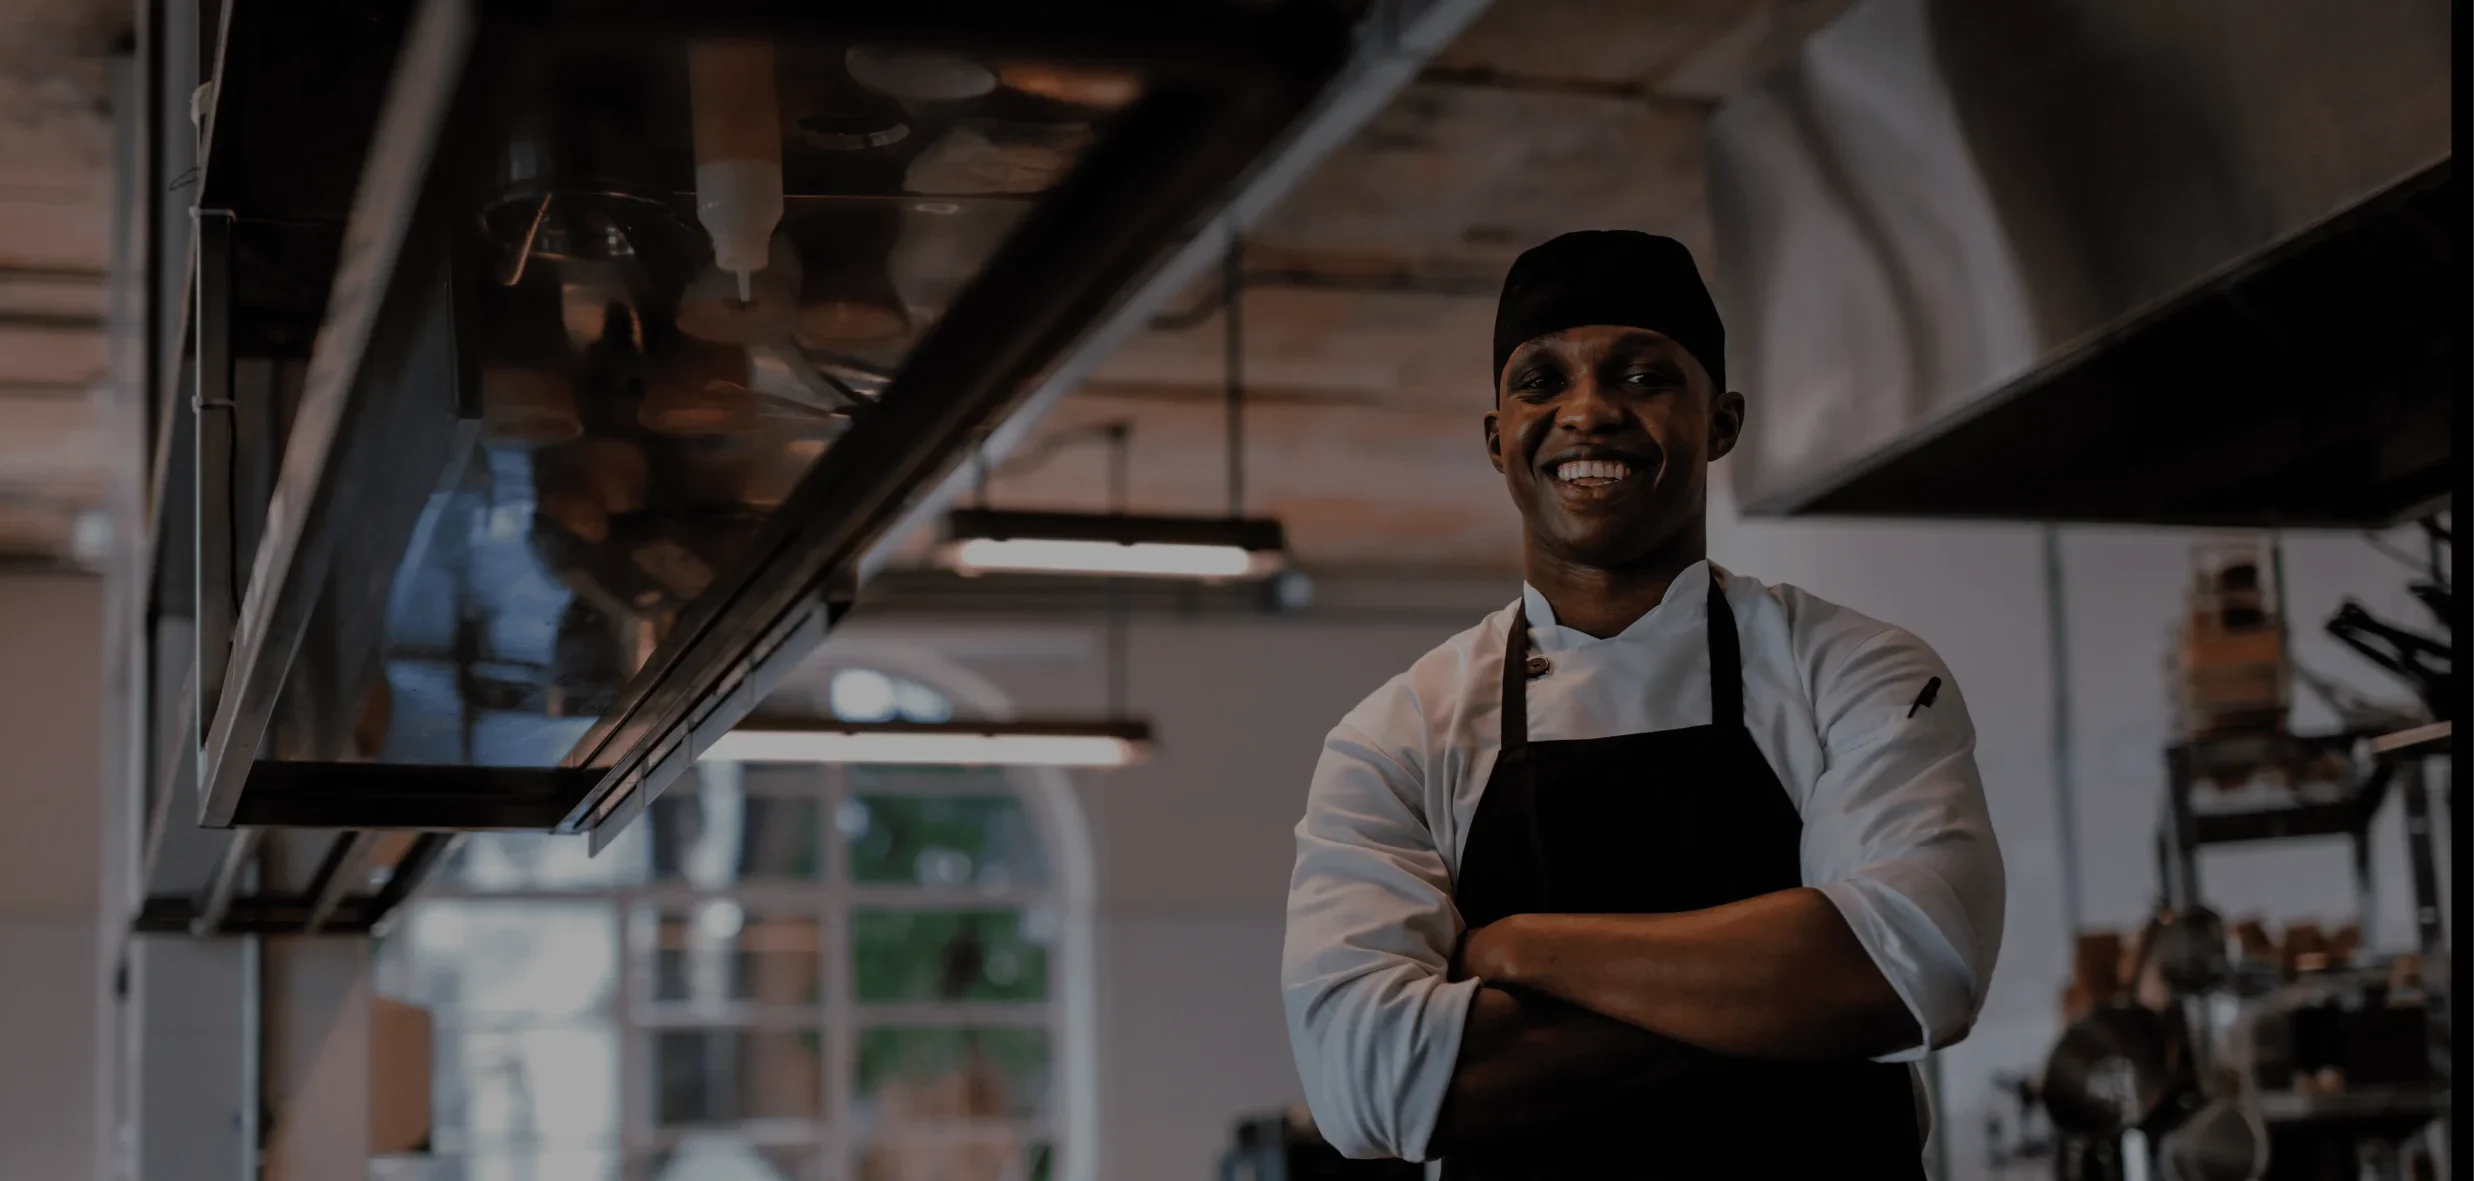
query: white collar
[{"left": 1519, "top": 560, "right": 1718, "bottom": 653}]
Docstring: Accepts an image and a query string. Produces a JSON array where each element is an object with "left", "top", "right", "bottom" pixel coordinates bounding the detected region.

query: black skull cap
[{"left": 1492, "top": 230, "right": 1725, "bottom": 395}]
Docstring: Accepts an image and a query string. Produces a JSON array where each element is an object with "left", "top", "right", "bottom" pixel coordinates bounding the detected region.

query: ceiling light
[
  {"left": 701, "top": 719, "right": 1152, "bottom": 768},
  {"left": 935, "top": 509, "right": 1286, "bottom": 581}
]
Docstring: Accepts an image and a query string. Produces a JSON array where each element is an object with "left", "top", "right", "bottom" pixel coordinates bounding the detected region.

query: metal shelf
[
  {"left": 2160, "top": 724, "right": 2451, "bottom": 960},
  {"left": 2255, "top": 1086, "right": 2445, "bottom": 1129},
  {"left": 2168, "top": 729, "right": 2396, "bottom": 850}
]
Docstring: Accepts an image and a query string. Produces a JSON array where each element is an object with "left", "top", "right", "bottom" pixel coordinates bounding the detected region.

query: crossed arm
[
  {"left": 1426, "top": 887, "right": 1919, "bottom": 1153},
  {"left": 1284, "top": 630, "right": 2001, "bottom": 1161}
]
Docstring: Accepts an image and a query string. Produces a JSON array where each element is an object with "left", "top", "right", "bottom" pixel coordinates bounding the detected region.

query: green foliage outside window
[{"left": 850, "top": 908, "right": 1049, "bottom": 1003}]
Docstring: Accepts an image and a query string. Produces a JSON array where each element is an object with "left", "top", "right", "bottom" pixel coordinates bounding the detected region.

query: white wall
[
  {"left": 1708, "top": 482, "right": 2444, "bottom": 1176},
  {"left": 843, "top": 489, "right": 2443, "bottom": 1181},
  {"left": 0, "top": 573, "right": 112, "bottom": 1181},
  {"left": 838, "top": 610, "right": 1496, "bottom": 1181}
]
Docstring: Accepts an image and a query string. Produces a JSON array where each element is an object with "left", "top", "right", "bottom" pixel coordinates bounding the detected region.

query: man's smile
[
  {"left": 1554, "top": 459, "right": 1630, "bottom": 487},
  {"left": 1540, "top": 447, "right": 1654, "bottom": 497}
]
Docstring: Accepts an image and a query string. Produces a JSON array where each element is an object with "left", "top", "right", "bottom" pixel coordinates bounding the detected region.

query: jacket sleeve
[
  {"left": 1801, "top": 627, "right": 2007, "bottom": 1059},
  {"left": 1281, "top": 718, "right": 1480, "bottom": 1161}
]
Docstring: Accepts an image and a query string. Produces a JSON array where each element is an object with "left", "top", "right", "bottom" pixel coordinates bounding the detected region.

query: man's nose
[{"left": 1556, "top": 374, "right": 1626, "bottom": 434}]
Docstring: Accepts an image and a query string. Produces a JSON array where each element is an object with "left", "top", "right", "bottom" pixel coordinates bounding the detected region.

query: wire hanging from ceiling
[{"left": 1224, "top": 229, "right": 1245, "bottom": 519}]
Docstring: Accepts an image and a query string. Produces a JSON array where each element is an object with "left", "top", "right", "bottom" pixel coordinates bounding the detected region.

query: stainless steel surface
[
  {"left": 1708, "top": 0, "right": 2451, "bottom": 519},
  {"left": 2158, "top": 1098, "right": 2266, "bottom": 1181},
  {"left": 195, "top": 0, "right": 474, "bottom": 826},
  {"left": 861, "top": 0, "right": 1498, "bottom": 583},
  {"left": 179, "top": 1, "right": 1354, "bottom": 844},
  {"left": 2042, "top": 1003, "right": 2180, "bottom": 1136},
  {"left": 2253, "top": 1087, "right": 2446, "bottom": 1125}
]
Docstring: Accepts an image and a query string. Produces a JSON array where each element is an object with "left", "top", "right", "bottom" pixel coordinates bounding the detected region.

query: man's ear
[
  {"left": 1484, "top": 407, "right": 1506, "bottom": 474},
  {"left": 1708, "top": 390, "right": 1747, "bottom": 462}
]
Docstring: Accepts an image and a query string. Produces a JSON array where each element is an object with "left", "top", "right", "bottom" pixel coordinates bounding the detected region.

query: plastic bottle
[{"left": 688, "top": 40, "right": 783, "bottom": 302}]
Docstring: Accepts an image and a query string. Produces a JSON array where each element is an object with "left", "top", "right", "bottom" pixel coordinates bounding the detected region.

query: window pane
[
  {"left": 434, "top": 1026, "right": 621, "bottom": 1151},
  {"left": 654, "top": 1029, "right": 825, "bottom": 1126},
  {"left": 405, "top": 900, "right": 618, "bottom": 1020},
  {"left": 740, "top": 764, "right": 830, "bottom": 797},
  {"left": 645, "top": 906, "right": 823, "bottom": 1008},
  {"left": 652, "top": 792, "right": 822, "bottom": 884},
  {"left": 371, "top": 1151, "right": 621, "bottom": 1181},
  {"left": 637, "top": 1140, "right": 816, "bottom": 1181},
  {"left": 831, "top": 668, "right": 951, "bottom": 724},
  {"left": 846, "top": 765, "right": 1017, "bottom": 799},
  {"left": 849, "top": 910, "right": 1047, "bottom": 1003},
  {"left": 444, "top": 827, "right": 650, "bottom": 891},
  {"left": 856, "top": 1027, "right": 1050, "bottom": 1121},
  {"left": 857, "top": 1130, "right": 1025, "bottom": 1181},
  {"left": 841, "top": 792, "right": 1046, "bottom": 889}
]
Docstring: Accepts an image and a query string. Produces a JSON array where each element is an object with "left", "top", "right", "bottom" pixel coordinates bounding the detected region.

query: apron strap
[
  {"left": 1498, "top": 609, "right": 1530, "bottom": 752},
  {"left": 1497, "top": 609, "right": 1551, "bottom": 908},
  {"left": 1705, "top": 573, "right": 1744, "bottom": 733}
]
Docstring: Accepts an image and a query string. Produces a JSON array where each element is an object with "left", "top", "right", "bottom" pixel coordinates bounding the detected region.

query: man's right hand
[{"left": 1426, "top": 983, "right": 1716, "bottom": 1155}]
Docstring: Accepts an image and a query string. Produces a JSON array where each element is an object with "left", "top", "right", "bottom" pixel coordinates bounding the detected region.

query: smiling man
[{"left": 1280, "top": 231, "right": 2004, "bottom": 1178}]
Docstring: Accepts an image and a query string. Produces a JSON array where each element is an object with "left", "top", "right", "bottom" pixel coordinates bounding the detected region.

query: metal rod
[
  {"left": 496, "top": 191, "right": 550, "bottom": 286},
  {"left": 1108, "top": 580, "right": 1128, "bottom": 717},
  {"left": 191, "top": 826, "right": 261, "bottom": 936},
  {"left": 363, "top": 833, "right": 451, "bottom": 929},
  {"left": 138, "top": 672, "right": 195, "bottom": 892},
  {"left": 2042, "top": 525, "right": 2085, "bottom": 934},
  {"left": 2162, "top": 746, "right": 2201, "bottom": 910},
  {"left": 2401, "top": 757, "right": 2445, "bottom": 961},
  {"left": 299, "top": 831, "right": 378, "bottom": 935},
  {"left": 194, "top": 208, "right": 235, "bottom": 752},
  {"left": 973, "top": 429, "right": 992, "bottom": 511},
  {"left": 1223, "top": 232, "right": 1244, "bottom": 518},
  {"left": 1106, "top": 422, "right": 1130, "bottom": 715},
  {"left": 1106, "top": 422, "right": 1130, "bottom": 516}
]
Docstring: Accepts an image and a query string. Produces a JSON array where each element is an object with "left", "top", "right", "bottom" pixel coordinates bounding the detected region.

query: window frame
[{"left": 390, "top": 654, "right": 1096, "bottom": 1181}]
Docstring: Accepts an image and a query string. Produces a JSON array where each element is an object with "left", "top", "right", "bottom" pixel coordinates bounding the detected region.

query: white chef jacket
[{"left": 1281, "top": 560, "right": 2004, "bottom": 1161}]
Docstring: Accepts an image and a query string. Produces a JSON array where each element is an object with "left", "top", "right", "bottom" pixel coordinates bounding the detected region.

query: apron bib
[{"left": 1442, "top": 579, "right": 1923, "bottom": 1180}]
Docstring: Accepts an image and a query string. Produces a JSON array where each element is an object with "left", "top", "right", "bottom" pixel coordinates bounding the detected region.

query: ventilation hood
[
  {"left": 1708, "top": 0, "right": 2454, "bottom": 526},
  {"left": 132, "top": 0, "right": 1369, "bottom": 936}
]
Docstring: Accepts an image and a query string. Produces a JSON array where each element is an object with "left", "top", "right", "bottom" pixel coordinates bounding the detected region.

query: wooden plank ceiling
[
  {"left": 946, "top": 0, "right": 1852, "bottom": 573},
  {"left": 0, "top": 0, "right": 1850, "bottom": 570},
  {"left": 0, "top": 0, "right": 117, "bottom": 566}
]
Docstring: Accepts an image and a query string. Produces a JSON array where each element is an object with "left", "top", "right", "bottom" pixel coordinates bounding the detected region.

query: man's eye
[
  {"left": 1515, "top": 371, "right": 1562, "bottom": 395},
  {"left": 1626, "top": 369, "right": 1682, "bottom": 388}
]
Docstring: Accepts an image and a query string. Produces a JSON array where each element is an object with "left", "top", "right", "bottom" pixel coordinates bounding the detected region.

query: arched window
[{"left": 381, "top": 654, "right": 1096, "bottom": 1181}]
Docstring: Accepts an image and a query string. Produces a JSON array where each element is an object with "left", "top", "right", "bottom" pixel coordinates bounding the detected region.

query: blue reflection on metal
[{"left": 379, "top": 442, "right": 605, "bottom": 767}]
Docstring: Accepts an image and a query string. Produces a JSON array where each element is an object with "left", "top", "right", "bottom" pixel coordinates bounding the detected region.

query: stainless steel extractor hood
[
  {"left": 133, "top": 0, "right": 1361, "bottom": 937},
  {"left": 1708, "top": 0, "right": 2454, "bottom": 526}
]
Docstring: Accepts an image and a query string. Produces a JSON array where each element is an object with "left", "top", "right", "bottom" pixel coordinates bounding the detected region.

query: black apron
[{"left": 1442, "top": 578, "right": 1923, "bottom": 1179}]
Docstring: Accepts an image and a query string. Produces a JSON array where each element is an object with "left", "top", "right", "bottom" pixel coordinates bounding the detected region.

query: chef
[{"left": 1281, "top": 231, "right": 2004, "bottom": 1177}]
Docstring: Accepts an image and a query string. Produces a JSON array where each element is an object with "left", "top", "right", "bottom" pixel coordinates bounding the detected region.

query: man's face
[{"left": 1485, "top": 325, "right": 1745, "bottom": 570}]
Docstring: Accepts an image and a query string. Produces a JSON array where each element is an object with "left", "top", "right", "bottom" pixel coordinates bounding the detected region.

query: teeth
[{"left": 1555, "top": 460, "right": 1631, "bottom": 484}]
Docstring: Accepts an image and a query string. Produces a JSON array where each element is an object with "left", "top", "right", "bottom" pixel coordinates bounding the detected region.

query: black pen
[{"left": 1907, "top": 676, "right": 1943, "bottom": 718}]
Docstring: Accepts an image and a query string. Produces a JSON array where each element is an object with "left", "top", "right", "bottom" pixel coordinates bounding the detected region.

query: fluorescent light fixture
[
  {"left": 936, "top": 509, "right": 1286, "bottom": 581},
  {"left": 702, "top": 719, "right": 1152, "bottom": 768}
]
